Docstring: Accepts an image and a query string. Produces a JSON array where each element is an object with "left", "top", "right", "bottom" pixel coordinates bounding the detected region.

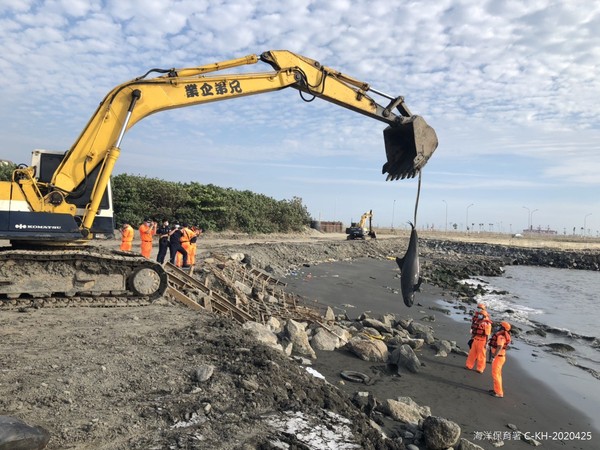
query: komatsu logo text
[{"left": 14, "top": 223, "right": 62, "bottom": 230}]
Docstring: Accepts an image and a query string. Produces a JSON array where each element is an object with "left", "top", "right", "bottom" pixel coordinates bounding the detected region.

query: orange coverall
[
  {"left": 465, "top": 318, "right": 492, "bottom": 373},
  {"left": 188, "top": 227, "right": 201, "bottom": 265},
  {"left": 175, "top": 227, "right": 193, "bottom": 267},
  {"left": 491, "top": 332, "right": 509, "bottom": 397},
  {"left": 138, "top": 222, "right": 156, "bottom": 258},
  {"left": 120, "top": 225, "right": 134, "bottom": 251}
]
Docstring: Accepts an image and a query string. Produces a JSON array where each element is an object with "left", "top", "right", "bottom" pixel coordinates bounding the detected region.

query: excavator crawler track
[{"left": 0, "top": 247, "right": 168, "bottom": 309}]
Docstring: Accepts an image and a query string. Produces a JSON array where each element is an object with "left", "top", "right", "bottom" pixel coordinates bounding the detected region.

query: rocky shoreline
[
  {"left": 208, "top": 235, "right": 600, "bottom": 304},
  {"left": 422, "top": 238, "right": 599, "bottom": 292},
  {"left": 239, "top": 307, "right": 481, "bottom": 449},
  {"left": 200, "top": 235, "right": 600, "bottom": 448}
]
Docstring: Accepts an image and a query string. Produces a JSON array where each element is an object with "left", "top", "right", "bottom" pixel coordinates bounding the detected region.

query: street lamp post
[
  {"left": 391, "top": 199, "right": 396, "bottom": 231},
  {"left": 522, "top": 206, "right": 538, "bottom": 230},
  {"left": 466, "top": 203, "right": 474, "bottom": 233},
  {"left": 522, "top": 206, "right": 530, "bottom": 230},
  {"left": 442, "top": 200, "right": 448, "bottom": 232},
  {"left": 584, "top": 213, "right": 592, "bottom": 236},
  {"left": 530, "top": 209, "right": 539, "bottom": 231}
]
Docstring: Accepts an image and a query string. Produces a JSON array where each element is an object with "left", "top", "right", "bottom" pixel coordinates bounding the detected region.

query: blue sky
[{"left": 1, "top": 0, "right": 599, "bottom": 235}]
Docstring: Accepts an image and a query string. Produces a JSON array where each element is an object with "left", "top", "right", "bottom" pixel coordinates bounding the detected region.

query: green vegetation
[
  {"left": 112, "top": 173, "right": 311, "bottom": 233},
  {"left": 0, "top": 168, "right": 309, "bottom": 233},
  {"left": 0, "top": 162, "right": 17, "bottom": 181}
]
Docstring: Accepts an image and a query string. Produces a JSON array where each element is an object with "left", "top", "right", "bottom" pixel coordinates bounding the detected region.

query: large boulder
[
  {"left": 380, "top": 313, "right": 396, "bottom": 328},
  {"left": 362, "top": 318, "right": 393, "bottom": 334},
  {"left": 234, "top": 280, "right": 253, "bottom": 295},
  {"left": 265, "top": 316, "right": 282, "bottom": 334},
  {"left": 387, "top": 336, "right": 424, "bottom": 350},
  {"left": 310, "top": 327, "right": 339, "bottom": 351},
  {"left": 242, "top": 321, "right": 282, "bottom": 352},
  {"left": 361, "top": 327, "right": 382, "bottom": 338},
  {"left": 330, "top": 325, "right": 352, "bottom": 345},
  {"left": 397, "top": 396, "right": 431, "bottom": 418},
  {"left": 345, "top": 336, "right": 389, "bottom": 362},
  {"left": 414, "top": 330, "right": 435, "bottom": 345},
  {"left": 402, "top": 337, "right": 425, "bottom": 350},
  {"left": 407, "top": 321, "right": 433, "bottom": 335},
  {"left": 431, "top": 339, "right": 453, "bottom": 357},
  {"left": 284, "top": 320, "right": 316, "bottom": 358},
  {"left": 396, "top": 318, "right": 412, "bottom": 330},
  {"left": 393, "top": 328, "right": 410, "bottom": 339},
  {"left": 389, "top": 344, "right": 421, "bottom": 373},
  {"left": 323, "top": 306, "right": 336, "bottom": 322},
  {"left": 422, "top": 416, "right": 461, "bottom": 450},
  {"left": 379, "top": 397, "right": 430, "bottom": 425}
]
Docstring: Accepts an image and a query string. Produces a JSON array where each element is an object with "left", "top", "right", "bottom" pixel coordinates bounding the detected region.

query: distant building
[
  {"left": 523, "top": 226, "right": 557, "bottom": 235},
  {"left": 310, "top": 221, "right": 343, "bottom": 233}
]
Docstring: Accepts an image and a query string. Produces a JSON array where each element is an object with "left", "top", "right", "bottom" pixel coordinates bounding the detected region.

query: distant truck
[{"left": 346, "top": 210, "right": 377, "bottom": 240}]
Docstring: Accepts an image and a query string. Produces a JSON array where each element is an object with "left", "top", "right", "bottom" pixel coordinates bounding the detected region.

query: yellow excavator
[
  {"left": 346, "top": 210, "right": 377, "bottom": 240},
  {"left": 0, "top": 50, "right": 438, "bottom": 306}
]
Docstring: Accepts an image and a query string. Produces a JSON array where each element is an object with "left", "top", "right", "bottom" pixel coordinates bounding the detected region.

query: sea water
[
  {"left": 471, "top": 266, "right": 600, "bottom": 375},
  {"left": 465, "top": 265, "right": 600, "bottom": 430}
]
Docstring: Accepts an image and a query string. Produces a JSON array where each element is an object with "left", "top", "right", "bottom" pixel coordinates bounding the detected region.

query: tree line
[
  {"left": 0, "top": 162, "right": 16, "bottom": 181},
  {"left": 111, "top": 173, "right": 311, "bottom": 233},
  {"left": 0, "top": 167, "right": 312, "bottom": 233}
]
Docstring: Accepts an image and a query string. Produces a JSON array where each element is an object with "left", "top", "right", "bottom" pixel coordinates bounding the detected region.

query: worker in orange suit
[
  {"left": 465, "top": 315, "right": 492, "bottom": 373},
  {"left": 188, "top": 226, "right": 202, "bottom": 265},
  {"left": 119, "top": 222, "right": 134, "bottom": 251},
  {"left": 489, "top": 321, "right": 512, "bottom": 398},
  {"left": 471, "top": 303, "right": 489, "bottom": 326},
  {"left": 175, "top": 223, "right": 193, "bottom": 268},
  {"left": 138, "top": 218, "right": 157, "bottom": 258},
  {"left": 468, "top": 303, "right": 489, "bottom": 349}
]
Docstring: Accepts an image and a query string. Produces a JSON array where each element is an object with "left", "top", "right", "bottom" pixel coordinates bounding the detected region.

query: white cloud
[{"left": 0, "top": 0, "right": 599, "bottom": 231}]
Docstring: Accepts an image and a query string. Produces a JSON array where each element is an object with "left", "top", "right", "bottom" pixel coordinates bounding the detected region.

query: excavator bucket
[{"left": 382, "top": 115, "right": 438, "bottom": 180}]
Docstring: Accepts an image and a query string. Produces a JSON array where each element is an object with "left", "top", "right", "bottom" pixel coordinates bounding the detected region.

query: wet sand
[{"left": 285, "top": 258, "right": 599, "bottom": 450}]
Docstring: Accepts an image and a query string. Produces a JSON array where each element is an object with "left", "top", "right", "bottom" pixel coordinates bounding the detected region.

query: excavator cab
[{"left": 382, "top": 115, "right": 438, "bottom": 180}]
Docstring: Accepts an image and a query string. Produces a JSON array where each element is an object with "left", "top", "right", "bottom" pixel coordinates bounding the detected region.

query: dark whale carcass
[{"left": 395, "top": 222, "right": 422, "bottom": 307}]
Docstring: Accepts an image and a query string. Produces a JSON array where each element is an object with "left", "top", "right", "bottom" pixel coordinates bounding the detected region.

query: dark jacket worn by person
[
  {"left": 156, "top": 223, "right": 170, "bottom": 264},
  {"left": 169, "top": 227, "right": 188, "bottom": 266}
]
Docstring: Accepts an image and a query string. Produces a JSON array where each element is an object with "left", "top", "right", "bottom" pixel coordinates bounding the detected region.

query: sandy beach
[{"left": 285, "top": 257, "right": 599, "bottom": 450}]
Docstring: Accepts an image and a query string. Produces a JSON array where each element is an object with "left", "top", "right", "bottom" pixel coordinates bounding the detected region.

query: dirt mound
[
  {"left": 0, "top": 304, "right": 398, "bottom": 449},
  {"left": 206, "top": 238, "right": 408, "bottom": 278}
]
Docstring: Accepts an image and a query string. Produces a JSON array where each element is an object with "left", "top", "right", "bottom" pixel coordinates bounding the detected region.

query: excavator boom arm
[{"left": 16, "top": 50, "right": 437, "bottom": 236}]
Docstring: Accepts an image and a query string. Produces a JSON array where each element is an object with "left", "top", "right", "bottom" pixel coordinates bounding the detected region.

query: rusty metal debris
[{"left": 165, "top": 253, "right": 325, "bottom": 324}]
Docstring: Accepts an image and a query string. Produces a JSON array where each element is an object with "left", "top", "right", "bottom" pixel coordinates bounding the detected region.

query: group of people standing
[
  {"left": 156, "top": 220, "right": 202, "bottom": 267},
  {"left": 465, "top": 303, "right": 512, "bottom": 398},
  {"left": 119, "top": 219, "right": 202, "bottom": 268}
]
